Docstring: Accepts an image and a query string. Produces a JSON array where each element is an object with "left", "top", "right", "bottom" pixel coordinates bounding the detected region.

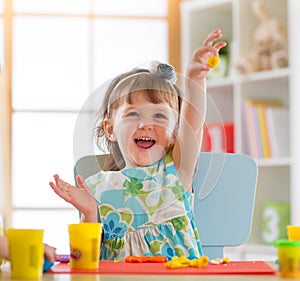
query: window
[{"left": 5, "top": 0, "right": 171, "bottom": 253}]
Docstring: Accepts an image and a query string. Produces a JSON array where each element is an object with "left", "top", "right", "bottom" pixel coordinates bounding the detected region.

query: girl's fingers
[
  {"left": 76, "top": 175, "right": 86, "bottom": 187},
  {"left": 193, "top": 42, "right": 227, "bottom": 65},
  {"left": 50, "top": 175, "right": 74, "bottom": 199},
  {"left": 44, "top": 244, "right": 57, "bottom": 263},
  {"left": 202, "top": 28, "right": 222, "bottom": 46},
  {"left": 49, "top": 181, "right": 55, "bottom": 190},
  {"left": 54, "top": 175, "right": 71, "bottom": 191},
  {"left": 214, "top": 41, "right": 227, "bottom": 52},
  {"left": 76, "top": 175, "right": 93, "bottom": 196}
]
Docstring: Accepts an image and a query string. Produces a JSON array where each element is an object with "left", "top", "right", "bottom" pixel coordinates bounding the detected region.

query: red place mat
[{"left": 48, "top": 260, "right": 276, "bottom": 275}]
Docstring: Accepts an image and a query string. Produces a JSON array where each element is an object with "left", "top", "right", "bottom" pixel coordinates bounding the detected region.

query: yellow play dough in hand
[{"left": 207, "top": 56, "right": 220, "bottom": 68}]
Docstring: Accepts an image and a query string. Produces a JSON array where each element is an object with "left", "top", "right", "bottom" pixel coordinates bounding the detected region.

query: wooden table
[{"left": 0, "top": 262, "right": 291, "bottom": 281}]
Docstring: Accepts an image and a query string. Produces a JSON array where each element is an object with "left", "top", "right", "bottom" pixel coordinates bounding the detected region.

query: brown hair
[{"left": 95, "top": 68, "right": 182, "bottom": 171}]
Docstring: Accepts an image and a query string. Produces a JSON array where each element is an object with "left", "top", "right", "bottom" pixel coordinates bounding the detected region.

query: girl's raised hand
[
  {"left": 187, "top": 28, "right": 227, "bottom": 81},
  {"left": 49, "top": 174, "right": 97, "bottom": 218}
]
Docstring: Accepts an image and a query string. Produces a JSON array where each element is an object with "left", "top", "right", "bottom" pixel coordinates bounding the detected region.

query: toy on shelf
[{"left": 236, "top": 0, "right": 288, "bottom": 74}]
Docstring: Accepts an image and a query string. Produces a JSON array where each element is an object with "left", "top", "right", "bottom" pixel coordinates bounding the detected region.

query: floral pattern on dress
[{"left": 85, "top": 153, "right": 203, "bottom": 260}]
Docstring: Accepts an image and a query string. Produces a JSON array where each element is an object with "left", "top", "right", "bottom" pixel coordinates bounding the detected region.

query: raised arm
[{"left": 173, "top": 29, "right": 227, "bottom": 191}]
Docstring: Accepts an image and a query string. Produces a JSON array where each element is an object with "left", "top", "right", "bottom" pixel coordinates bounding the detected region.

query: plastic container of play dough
[{"left": 275, "top": 240, "right": 300, "bottom": 278}]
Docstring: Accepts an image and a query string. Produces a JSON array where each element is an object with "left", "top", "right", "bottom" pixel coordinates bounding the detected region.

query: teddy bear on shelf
[{"left": 236, "top": 0, "right": 288, "bottom": 75}]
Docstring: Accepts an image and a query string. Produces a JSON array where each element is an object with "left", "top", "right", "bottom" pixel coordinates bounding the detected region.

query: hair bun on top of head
[{"left": 148, "top": 60, "right": 177, "bottom": 85}]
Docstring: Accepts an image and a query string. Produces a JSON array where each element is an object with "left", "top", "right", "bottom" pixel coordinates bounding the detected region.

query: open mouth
[{"left": 134, "top": 137, "right": 156, "bottom": 149}]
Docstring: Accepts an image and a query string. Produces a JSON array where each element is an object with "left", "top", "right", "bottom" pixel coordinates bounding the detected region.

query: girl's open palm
[{"left": 49, "top": 174, "right": 97, "bottom": 216}]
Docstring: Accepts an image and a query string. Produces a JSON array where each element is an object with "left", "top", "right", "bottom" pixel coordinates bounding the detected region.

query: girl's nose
[{"left": 138, "top": 122, "right": 154, "bottom": 130}]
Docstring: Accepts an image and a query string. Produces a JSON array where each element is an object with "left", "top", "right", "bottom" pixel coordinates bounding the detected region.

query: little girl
[{"left": 50, "top": 29, "right": 226, "bottom": 260}]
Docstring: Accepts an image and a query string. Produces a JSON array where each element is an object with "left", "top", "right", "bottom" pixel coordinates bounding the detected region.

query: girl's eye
[
  {"left": 154, "top": 113, "right": 167, "bottom": 120},
  {"left": 125, "top": 111, "right": 139, "bottom": 117}
]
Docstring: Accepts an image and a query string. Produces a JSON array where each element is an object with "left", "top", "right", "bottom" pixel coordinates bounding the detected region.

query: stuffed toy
[{"left": 236, "top": 0, "right": 288, "bottom": 74}]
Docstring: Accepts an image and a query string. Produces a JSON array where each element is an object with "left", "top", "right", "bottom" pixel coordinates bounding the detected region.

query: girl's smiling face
[{"left": 106, "top": 91, "right": 178, "bottom": 168}]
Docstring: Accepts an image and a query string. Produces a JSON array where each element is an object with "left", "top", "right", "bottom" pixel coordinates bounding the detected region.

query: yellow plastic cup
[
  {"left": 6, "top": 229, "right": 44, "bottom": 280},
  {"left": 287, "top": 225, "right": 300, "bottom": 241},
  {"left": 275, "top": 240, "right": 300, "bottom": 278},
  {"left": 68, "top": 222, "right": 102, "bottom": 269}
]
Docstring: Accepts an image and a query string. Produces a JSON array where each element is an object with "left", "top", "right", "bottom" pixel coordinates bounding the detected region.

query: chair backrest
[
  {"left": 193, "top": 152, "right": 257, "bottom": 259},
  {"left": 74, "top": 152, "right": 258, "bottom": 259}
]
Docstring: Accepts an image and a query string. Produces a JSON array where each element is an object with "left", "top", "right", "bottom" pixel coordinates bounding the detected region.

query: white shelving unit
[{"left": 181, "top": 0, "right": 300, "bottom": 260}]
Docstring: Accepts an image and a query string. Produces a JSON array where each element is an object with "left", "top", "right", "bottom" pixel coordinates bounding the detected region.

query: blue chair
[
  {"left": 193, "top": 152, "right": 258, "bottom": 259},
  {"left": 74, "top": 152, "right": 258, "bottom": 259}
]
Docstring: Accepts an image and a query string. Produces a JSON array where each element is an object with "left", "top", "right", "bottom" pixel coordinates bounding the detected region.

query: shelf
[
  {"left": 256, "top": 157, "right": 291, "bottom": 167},
  {"left": 181, "top": 0, "right": 293, "bottom": 260},
  {"left": 207, "top": 68, "right": 290, "bottom": 89},
  {"left": 238, "top": 68, "right": 290, "bottom": 84},
  {"left": 225, "top": 243, "right": 277, "bottom": 261}
]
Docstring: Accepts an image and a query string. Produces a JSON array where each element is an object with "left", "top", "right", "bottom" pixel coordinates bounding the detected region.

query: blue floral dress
[{"left": 85, "top": 153, "right": 203, "bottom": 261}]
